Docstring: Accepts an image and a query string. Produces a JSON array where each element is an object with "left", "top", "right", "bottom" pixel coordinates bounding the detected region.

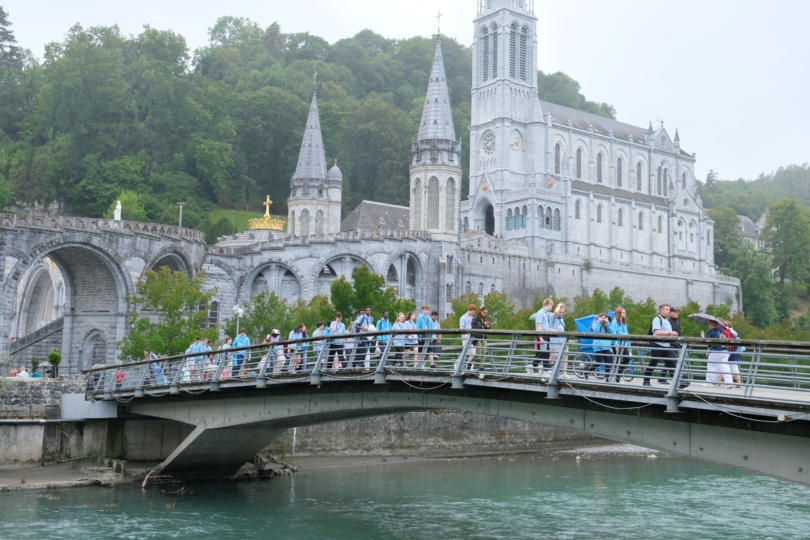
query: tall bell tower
[
  {"left": 469, "top": 0, "right": 539, "bottom": 195},
  {"left": 409, "top": 35, "right": 462, "bottom": 234}
]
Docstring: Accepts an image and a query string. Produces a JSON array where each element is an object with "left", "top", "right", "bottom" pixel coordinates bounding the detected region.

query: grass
[{"left": 207, "top": 208, "right": 287, "bottom": 233}]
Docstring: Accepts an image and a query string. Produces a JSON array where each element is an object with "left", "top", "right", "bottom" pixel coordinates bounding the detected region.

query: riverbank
[{"left": 0, "top": 443, "right": 658, "bottom": 493}]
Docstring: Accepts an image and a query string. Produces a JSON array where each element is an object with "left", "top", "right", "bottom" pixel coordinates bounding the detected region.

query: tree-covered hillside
[
  {"left": 699, "top": 164, "right": 810, "bottom": 220},
  {"left": 0, "top": 8, "right": 614, "bottom": 233}
]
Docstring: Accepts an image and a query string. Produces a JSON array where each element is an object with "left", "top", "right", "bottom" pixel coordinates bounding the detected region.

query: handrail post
[
  {"left": 452, "top": 334, "right": 475, "bottom": 389},
  {"left": 170, "top": 354, "right": 186, "bottom": 395},
  {"left": 501, "top": 334, "right": 518, "bottom": 374},
  {"left": 256, "top": 348, "right": 269, "bottom": 388},
  {"left": 310, "top": 338, "right": 331, "bottom": 385},
  {"left": 134, "top": 363, "right": 151, "bottom": 398},
  {"left": 546, "top": 337, "right": 569, "bottom": 398},
  {"left": 209, "top": 349, "right": 231, "bottom": 391},
  {"left": 745, "top": 344, "right": 763, "bottom": 398},
  {"left": 665, "top": 343, "right": 689, "bottom": 412},
  {"left": 103, "top": 367, "right": 116, "bottom": 400},
  {"left": 374, "top": 336, "right": 395, "bottom": 384}
]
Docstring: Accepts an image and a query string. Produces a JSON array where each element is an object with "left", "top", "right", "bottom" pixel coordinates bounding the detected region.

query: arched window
[
  {"left": 682, "top": 172, "right": 687, "bottom": 191},
  {"left": 597, "top": 153, "right": 603, "bottom": 183},
  {"left": 537, "top": 206, "right": 544, "bottom": 229},
  {"left": 481, "top": 27, "right": 490, "bottom": 81},
  {"left": 506, "top": 208, "right": 514, "bottom": 231},
  {"left": 663, "top": 168, "right": 669, "bottom": 196},
  {"left": 491, "top": 283, "right": 496, "bottom": 293},
  {"left": 413, "top": 178, "right": 422, "bottom": 229},
  {"left": 491, "top": 23, "right": 499, "bottom": 78},
  {"left": 617, "top": 157, "right": 623, "bottom": 187},
  {"left": 478, "top": 282, "right": 484, "bottom": 297},
  {"left": 638, "top": 212, "right": 644, "bottom": 230},
  {"left": 545, "top": 207, "right": 552, "bottom": 229},
  {"left": 576, "top": 148, "right": 582, "bottom": 179},
  {"left": 290, "top": 210, "right": 296, "bottom": 236},
  {"left": 554, "top": 143, "right": 561, "bottom": 174},
  {"left": 509, "top": 23, "right": 518, "bottom": 78},
  {"left": 596, "top": 204, "right": 602, "bottom": 223},
  {"left": 315, "top": 210, "right": 324, "bottom": 234},
  {"left": 465, "top": 281, "right": 471, "bottom": 294},
  {"left": 206, "top": 301, "right": 219, "bottom": 329},
  {"left": 658, "top": 215, "right": 663, "bottom": 233},
  {"left": 553, "top": 208, "right": 561, "bottom": 231},
  {"left": 657, "top": 166, "right": 662, "bottom": 195},
  {"left": 575, "top": 200, "right": 581, "bottom": 219},
  {"left": 300, "top": 209, "right": 310, "bottom": 236},
  {"left": 636, "top": 162, "right": 643, "bottom": 191},
  {"left": 522, "top": 205, "right": 528, "bottom": 228},
  {"left": 618, "top": 208, "right": 623, "bottom": 227},
  {"left": 427, "top": 177, "right": 440, "bottom": 229},
  {"left": 445, "top": 178, "right": 456, "bottom": 231},
  {"left": 519, "top": 26, "right": 528, "bottom": 81},
  {"left": 462, "top": 216, "right": 469, "bottom": 232}
]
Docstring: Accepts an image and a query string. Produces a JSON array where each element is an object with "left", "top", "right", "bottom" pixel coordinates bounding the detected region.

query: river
[{"left": 1, "top": 452, "right": 807, "bottom": 539}]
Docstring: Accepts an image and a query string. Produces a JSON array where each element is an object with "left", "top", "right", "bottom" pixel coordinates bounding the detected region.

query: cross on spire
[
  {"left": 313, "top": 69, "right": 318, "bottom": 90},
  {"left": 263, "top": 195, "right": 273, "bottom": 217},
  {"left": 437, "top": 10, "right": 442, "bottom": 34}
]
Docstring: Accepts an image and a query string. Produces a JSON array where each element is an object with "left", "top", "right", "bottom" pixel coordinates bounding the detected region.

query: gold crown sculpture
[{"left": 249, "top": 196, "right": 285, "bottom": 231}]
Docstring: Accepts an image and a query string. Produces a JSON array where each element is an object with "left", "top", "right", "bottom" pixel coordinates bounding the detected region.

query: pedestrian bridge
[{"left": 84, "top": 330, "right": 810, "bottom": 486}]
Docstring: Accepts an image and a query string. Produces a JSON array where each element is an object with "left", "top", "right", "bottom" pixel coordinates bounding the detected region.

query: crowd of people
[{"left": 108, "top": 300, "right": 744, "bottom": 387}]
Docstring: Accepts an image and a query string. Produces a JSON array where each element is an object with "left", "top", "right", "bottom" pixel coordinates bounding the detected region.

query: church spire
[
  {"left": 292, "top": 88, "right": 327, "bottom": 182},
  {"left": 417, "top": 37, "right": 456, "bottom": 143}
]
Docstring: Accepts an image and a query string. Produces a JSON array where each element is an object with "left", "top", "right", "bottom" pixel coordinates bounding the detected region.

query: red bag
[{"left": 721, "top": 327, "right": 736, "bottom": 351}]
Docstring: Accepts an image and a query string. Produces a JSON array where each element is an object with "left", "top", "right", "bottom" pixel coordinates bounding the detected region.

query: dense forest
[{"left": 0, "top": 8, "right": 614, "bottom": 236}]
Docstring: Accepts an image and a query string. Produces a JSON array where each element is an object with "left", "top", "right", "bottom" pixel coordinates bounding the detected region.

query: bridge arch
[{"left": 4, "top": 236, "right": 134, "bottom": 372}]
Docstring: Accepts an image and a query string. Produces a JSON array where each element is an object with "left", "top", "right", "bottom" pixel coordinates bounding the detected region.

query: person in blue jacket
[
  {"left": 586, "top": 313, "right": 614, "bottom": 380},
  {"left": 608, "top": 306, "right": 630, "bottom": 383}
]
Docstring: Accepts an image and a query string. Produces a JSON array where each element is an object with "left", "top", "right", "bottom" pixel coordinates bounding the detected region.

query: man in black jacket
[{"left": 669, "top": 307, "right": 682, "bottom": 337}]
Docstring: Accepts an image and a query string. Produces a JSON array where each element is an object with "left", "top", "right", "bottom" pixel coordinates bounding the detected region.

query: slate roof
[
  {"left": 570, "top": 180, "right": 669, "bottom": 207},
  {"left": 292, "top": 90, "right": 327, "bottom": 182},
  {"left": 540, "top": 100, "right": 694, "bottom": 158},
  {"left": 417, "top": 38, "right": 456, "bottom": 143},
  {"left": 341, "top": 201, "right": 410, "bottom": 232},
  {"left": 737, "top": 215, "right": 760, "bottom": 238}
]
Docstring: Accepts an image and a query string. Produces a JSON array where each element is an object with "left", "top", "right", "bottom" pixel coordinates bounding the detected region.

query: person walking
[
  {"left": 391, "top": 312, "right": 410, "bottom": 367},
  {"left": 427, "top": 311, "right": 442, "bottom": 368},
  {"left": 328, "top": 312, "right": 346, "bottom": 372},
  {"left": 721, "top": 319, "right": 744, "bottom": 388},
  {"left": 376, "top": 311, "right": 392, "bottom": 360},
  {"left": 415, "top": 305, "right": 432, "bottom": 368},
  {"left": 185, "top": 337, "right": 205, "bottom": 381},
  {"left": 609, "top": 307, "right": 630, "bottom": 383},
  {"left": 668, "top": 307, "right": 682, "bottom": 337},
  {"left": 232, "top": 328, "right": 250, "bottom": 378},
  {"left": 548, "top": 303, "right": 569, "bottom": 378},
  {"left": 144, "top": 348, "right": 160, "bottom": 385},
  {"left": 531, "top": 299, "right": 553, "bottom": 376},
  {"left": 288, "top": 324, "right": 308, "bottom": 372},
  {"left": 312, "top": 322, "right": 326, "bottom": 365},
  {"left": 471, "top": 306, "right": 493, "bottom": 371},
  {"left": 585, "top": 313, "right": 614, "bottom": 380},
  {"left": 701, "top": 320, "right": 733, "bottom": 387},
  {"left": 459, "top": 304, "right": 477, "bottom": 371},
  {"left": 353, "top": 307, "right": 374, "bottom": 369},
  {"left": 643, "top": 304, "right": 689, "bottom": 388},
  {"left": 404, "top": 311, "right": 419, "bottom": 367},
  {"left": 219, "top": 336, "right": 233, "bottom": 380}
]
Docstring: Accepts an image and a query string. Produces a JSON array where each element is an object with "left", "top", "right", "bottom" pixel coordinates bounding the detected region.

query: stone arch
[
  {"left": 3, "top": 236, "right": 134, "bottom": 372},
  {"left": 245, "top": 262, "right": 305, "bottom": 304},
  {"left": 379, "top": 249, "right": 426, "bottom": 304},
  {"left": 144, "top": 246, "right": 193, "bottom": 277},
  {"left": 81, "top": 328, "right": 109, "bottom": 370},
  {"left": 311, "top": 252, "right": 373, "bottom": 298},
  {"left": 13, "top": 259, "right": 64, "bottom": 339}
]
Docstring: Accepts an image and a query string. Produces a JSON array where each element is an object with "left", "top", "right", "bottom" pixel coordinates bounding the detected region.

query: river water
[{"left": 1, "top": 453, "right": 808, "bottom": 540}]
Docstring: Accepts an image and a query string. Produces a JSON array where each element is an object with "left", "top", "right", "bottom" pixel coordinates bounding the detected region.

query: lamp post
[
  {"left": 177, "top": 202, "right": 185, "bottom": 228},
  {"left": 232, "top": 305, "right": 244, "bottom": 334}
]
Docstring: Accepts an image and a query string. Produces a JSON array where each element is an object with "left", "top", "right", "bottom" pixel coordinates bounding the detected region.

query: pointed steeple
[
  {"left": 417, "top": 37, "right": 456, "bottom": 143},
  {"left": 674, "top": 129, "right": 680, "bottom": 144},
  {"left": 292, "top": 89, "right": 327, "bottom": 182},
  {"left": 647, "top": 121, "right": 654, "bottom": 135}
]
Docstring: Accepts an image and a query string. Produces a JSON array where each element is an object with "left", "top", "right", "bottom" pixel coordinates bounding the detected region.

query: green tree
[
  {"left": 537, "top": 71, "right": 616, "bottom": 119},
  {"left": 761, "top": 197, "right": 810, "bottom": 290},
  {"left": 103, "top": 189, "right": 147, "bottom": 221},
  {"left": 706, "top": 205, "right": 742, "bottom": 270},
  {"left": 728, "top": 244, "right": 779, "bottom": 328},
  {"left": 329, "top": 265, "right": 414, "bottom": 321},
  {"left": 118, "top": 267, "right": 219, "bottom": 359}
]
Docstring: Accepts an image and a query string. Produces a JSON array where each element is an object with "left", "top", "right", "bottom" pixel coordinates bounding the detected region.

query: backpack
[
  {"left": 647, "top": 316, "right": 662, "bottom": 336},
  {"left": 721, "top": 327, "right": 737, "bottom": 351}
]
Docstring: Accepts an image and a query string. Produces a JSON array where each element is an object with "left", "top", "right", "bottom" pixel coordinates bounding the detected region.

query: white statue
[{"left": 113, "top": 200, "right": 122, "bottom": 221}]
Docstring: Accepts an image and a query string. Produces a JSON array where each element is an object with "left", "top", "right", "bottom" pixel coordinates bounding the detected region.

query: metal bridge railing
[{"left": 84, "top": 330, "right": 810, "bottom": 413}]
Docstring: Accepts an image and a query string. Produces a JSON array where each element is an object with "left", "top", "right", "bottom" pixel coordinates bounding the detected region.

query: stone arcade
[{"left": 1, "top": 1, "right": 740, "bottom": 371}]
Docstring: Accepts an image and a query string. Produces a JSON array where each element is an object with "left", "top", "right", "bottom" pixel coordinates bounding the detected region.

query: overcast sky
[{"left": 3, "top": 0, "right": 808, "bottom": 181}]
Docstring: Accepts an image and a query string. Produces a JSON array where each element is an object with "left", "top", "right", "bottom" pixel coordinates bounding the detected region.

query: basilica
[{"left": 202, "top": 0, "right": 739, "bottom": 321}]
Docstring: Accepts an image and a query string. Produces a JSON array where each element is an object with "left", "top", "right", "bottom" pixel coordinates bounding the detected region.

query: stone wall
[
  {"left": 0, "top": 375, "right": 85, "bottom": 419},
  {"left": 268, "top": 411, "right": 598, "bottom": 457}
]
